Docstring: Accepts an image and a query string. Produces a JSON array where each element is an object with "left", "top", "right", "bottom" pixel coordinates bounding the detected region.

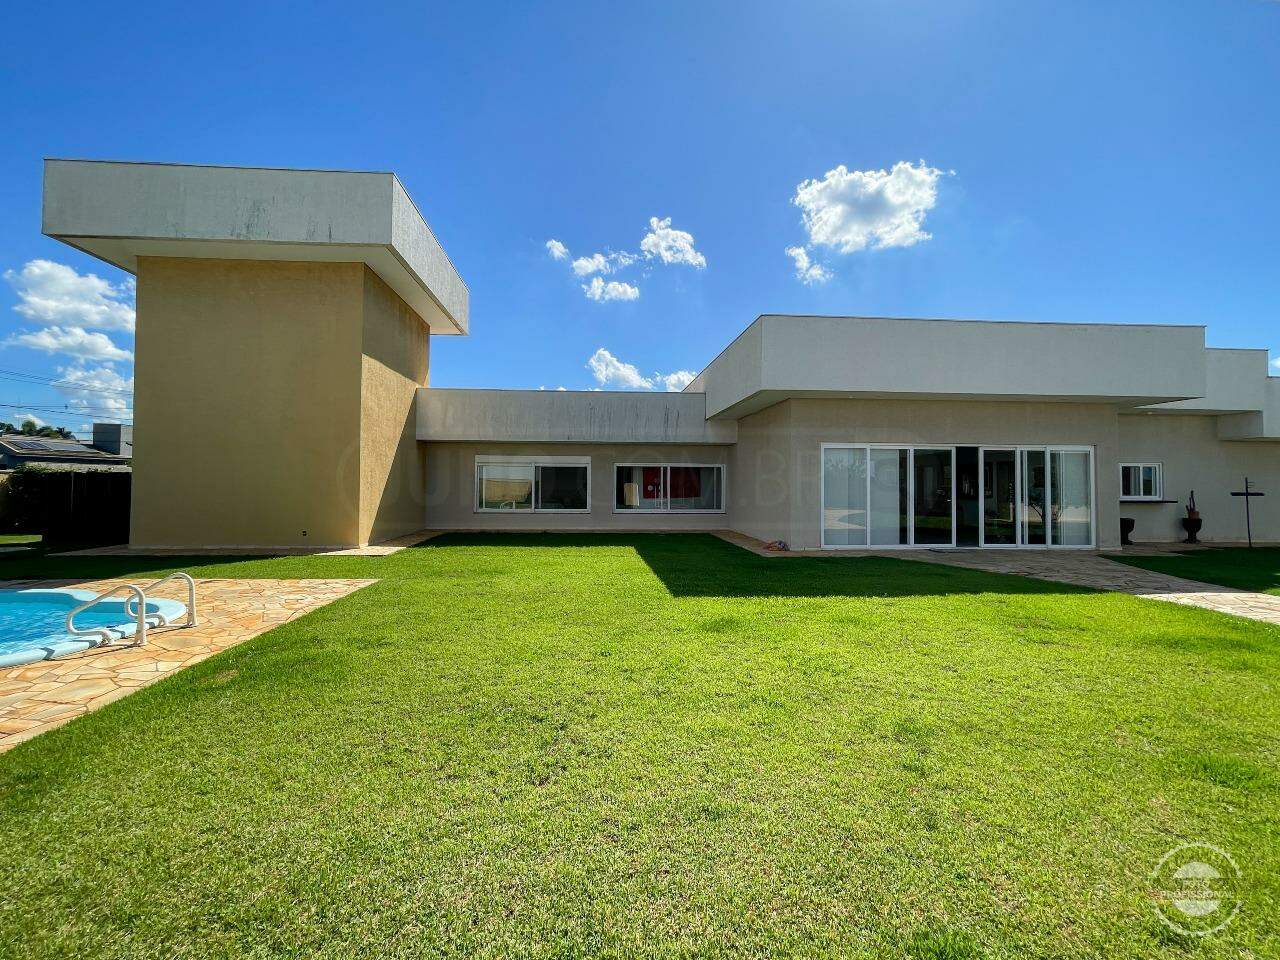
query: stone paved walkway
[
  {"left": 714, "top": 531, "right": 1280, "bottom": 626},
  {"left": 0, "top": 577, "right": 375, "bottom": 751},
  {"left": 904, "top": 550, "right": 1280, "bottom": 625}
]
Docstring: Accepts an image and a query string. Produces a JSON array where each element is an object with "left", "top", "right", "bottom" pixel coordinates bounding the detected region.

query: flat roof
[{"left": 41, "top": 159, "right": 469, "bottom": 335}]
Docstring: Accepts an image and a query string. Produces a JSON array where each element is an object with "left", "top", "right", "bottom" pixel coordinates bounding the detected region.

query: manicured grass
[
  {"left": 1108, "top": 547, "right": 1280, "bottom": 595},
  {"left": 0, "top": 533, "right": 40, "bottom": 545},
  {"left": 1, "top": 534, "right": 1277, "bottom": 958}
]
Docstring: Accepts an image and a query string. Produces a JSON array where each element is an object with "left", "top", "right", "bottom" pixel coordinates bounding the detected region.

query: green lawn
[
  {"left": 1108, "top": 547, "right": 1280, "bottom": 595},
  {"left": 1, "top": 534, "right": 1277, "bottom": 959},
  {"left": 0, "top": 533, "right": 40, "bottom": 545}
]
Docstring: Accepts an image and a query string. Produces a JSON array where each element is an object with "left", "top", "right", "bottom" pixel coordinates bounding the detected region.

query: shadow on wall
[{"left": 421, "top": 531, "right": 1097, "bottom": 599}]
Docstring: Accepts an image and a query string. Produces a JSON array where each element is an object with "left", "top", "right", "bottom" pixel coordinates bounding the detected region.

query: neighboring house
[
  {"left": 41, "top": 159, "right": 1280, "bottom": 550},
  {"left": 0, "top": 431, "right": 132, "bottom": 471}
]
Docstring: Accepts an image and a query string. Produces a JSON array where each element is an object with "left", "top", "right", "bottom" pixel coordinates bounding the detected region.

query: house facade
[{"left": 41, "top": 160, "right": 1280, "bottom": 550}]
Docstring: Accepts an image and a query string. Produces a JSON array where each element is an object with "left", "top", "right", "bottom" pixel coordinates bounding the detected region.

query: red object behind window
[
  {"left": 642, "top": 467, "right": 663, "bottom": 501},
  {"left": 668, "top": 467, "right": 701, "bottom": 500}
]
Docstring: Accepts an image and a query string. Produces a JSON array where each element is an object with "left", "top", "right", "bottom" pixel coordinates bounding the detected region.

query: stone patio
[
  {"left": 715, "top": 531, "right": 1280, "bottom": 626},
  {"left": 0, "top": 577, "right": 375, "bottom": 751}
]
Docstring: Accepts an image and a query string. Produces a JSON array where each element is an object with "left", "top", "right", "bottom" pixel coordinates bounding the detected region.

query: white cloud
[
  {"left": 4, "top": 259, "right": 136, "bottom": 332},
  {"left": 1271, "top": 355, "right": 1280, "bottom": 372},
  {"left": 587, "top": 348, "right": 653, "bottom": 389},
  {"left": 792, "top": 160, "right": 946, "bottom": 254},
  {"left": 640, "top": 217, "right": 706, "bottom": 268},
  {"left": 548, "top": 217, "right": 704, "bottom": 298},
  {"left": 571, "top": 251, "right": 636, "bottom": 276},
  {"left": 572, "top": 253, "right": 612, "bottom": 276},
  {"left": 53, "top": 363, "right": 134, "bottom": 420},
  {"left": 785, "top": 246, "right": 832, "bottom": 285},
  {"left": 15, "top": 412, "right": 45, "bottom": 427},
  {"left": 657, "top": 370, "right": 696, "bottom": 392},
  {"left": 586, "top": 348, "right": 696, "bottom": 392},
  {"left": 6, "top": 325, "right": 133, "bottom": 362},
  {"left": 582, "top": 276, "right": 640, "bottom": 302}
]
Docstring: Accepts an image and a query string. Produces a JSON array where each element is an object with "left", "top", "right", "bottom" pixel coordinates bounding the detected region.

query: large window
[
  {"left": 614, "top": 464, "right": 724, "bottom": 512},
  {"left": 475, "top": 457, "right": 589, "bottom": 512},
  {"left": 1120, "top": 462, "right": 1162, "bottom": 501}
]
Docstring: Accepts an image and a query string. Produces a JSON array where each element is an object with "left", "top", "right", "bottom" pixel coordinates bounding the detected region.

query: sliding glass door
[
  {"left": 824, "top": 444, "right": 1093, "bottom": 549},
  {"left": 980, "top": 449, "right": 1018, "bottom": 545},
  {"left": 1050, "top": 449, "right": 1093, "bottom": 546},
  {"left": 821, "top": 445, "right": 955, "bottom": 548},
  {"left": 821, "top": 446, "right": 868, "bottom": 546},
  {"left": 868, "top": 448, "right": 909, "bottom": 546},
  {"left": 981, "top": 446, "right": 1093, "bottom": 548},
  {"left": 1020, "top": 449, "right": 1048, "bottom": 546}
]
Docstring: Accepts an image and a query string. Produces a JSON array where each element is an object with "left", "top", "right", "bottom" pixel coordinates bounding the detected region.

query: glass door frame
[
  {"left": 977, "top": 445, "right": 1096, "bottom": 549},
  {"left": 819, "top": 443, "right": 957, "bottom": 550},
  {"left": 978, "top": 447, "right": 1021, "bottom": 549}
]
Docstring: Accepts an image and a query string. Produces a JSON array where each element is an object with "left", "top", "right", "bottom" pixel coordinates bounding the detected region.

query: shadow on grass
[{"left": 422, "top": 532, "right": 1095, "bottom": 599}]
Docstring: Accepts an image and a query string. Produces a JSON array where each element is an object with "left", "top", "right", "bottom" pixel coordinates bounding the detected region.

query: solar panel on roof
[{"left": 11, "top": 440, "right": 48, "bottom": 450}]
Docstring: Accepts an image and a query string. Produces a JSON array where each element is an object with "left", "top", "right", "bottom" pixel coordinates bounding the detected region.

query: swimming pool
[{"left": 0, "top": 589, "right": 189, "bottom": 669}]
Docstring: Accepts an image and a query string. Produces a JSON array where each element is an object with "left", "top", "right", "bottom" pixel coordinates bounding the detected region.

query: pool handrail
[
  {"left": 124, "top": 572, "right": 198, "bottom": 628},
  {"left": 65, "top": 582, "right": 150, "bottom": 647}
]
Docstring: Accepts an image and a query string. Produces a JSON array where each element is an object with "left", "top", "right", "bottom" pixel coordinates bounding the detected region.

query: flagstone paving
[
  {"left": 0, "top": 577, "right": 375, "bottom": 751},
  {"left": 715, "top": 530, "right": 1280, "bottom": 626}
]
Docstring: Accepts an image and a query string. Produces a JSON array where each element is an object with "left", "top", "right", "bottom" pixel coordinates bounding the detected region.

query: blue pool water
[{"left": 0, "top": 589, "right": 188, "bottom": 669}]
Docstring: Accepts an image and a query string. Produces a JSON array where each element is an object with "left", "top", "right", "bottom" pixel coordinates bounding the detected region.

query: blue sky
[{"left": 1, "top": 1, "right": 1278, "bottom": 431}]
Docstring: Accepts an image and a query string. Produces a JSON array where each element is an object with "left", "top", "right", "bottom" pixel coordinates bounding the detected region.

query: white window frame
[
  {"left": 1119, "top": 462, "right": 1163, "bottom": 502},
  {"left": 474, "top": 455, "right": 591, "bottom": 513},
  {"left": 611, "top": 463, "right": 727, "bottom": 514}
]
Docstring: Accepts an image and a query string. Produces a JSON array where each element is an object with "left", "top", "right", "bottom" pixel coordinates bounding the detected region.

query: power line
[
  {"left": 0, "top": 401, "right": 132, "bottom": 424},
  {"left": 0, "top": 367, "right": 134, "bottom": 399}
]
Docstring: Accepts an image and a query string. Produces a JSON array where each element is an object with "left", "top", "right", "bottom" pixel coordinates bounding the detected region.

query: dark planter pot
[
  {"left": 1120, "top": 517, "right": 1136, "bottom": 546},
  {"left": 1181, "top": 517, "right": 1203, "bottom": 544}
]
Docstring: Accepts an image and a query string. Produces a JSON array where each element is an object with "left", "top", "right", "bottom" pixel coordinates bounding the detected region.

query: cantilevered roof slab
[
  {"left": 41, "top": 159, "right": 468, "bottom": 335},
  {"left": 688, "top": 315, "right": 1209, "bottom": 419}
]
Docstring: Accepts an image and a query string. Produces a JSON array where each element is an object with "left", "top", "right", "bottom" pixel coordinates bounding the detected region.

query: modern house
[{"left": 40, "top": 160, "right": 1279, "bottom": 551}]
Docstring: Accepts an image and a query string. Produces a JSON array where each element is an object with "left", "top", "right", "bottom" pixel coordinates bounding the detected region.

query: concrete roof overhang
[
  {"left": 41, "top": 159, "right": 468, "bottom": 335},
  {"left": 687, "top": 315, "right": 1213, "bottom": 419}
]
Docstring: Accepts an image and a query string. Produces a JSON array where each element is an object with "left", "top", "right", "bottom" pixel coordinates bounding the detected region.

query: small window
[
  {"left": 1120, "top": 462, "right": 1162, "bottom": 501},
  {"left": 614, "top": 464, "right": 724, "bottom": 512},
  {"left": 476, "top": 458, "right": 589, "bottom": 512}
]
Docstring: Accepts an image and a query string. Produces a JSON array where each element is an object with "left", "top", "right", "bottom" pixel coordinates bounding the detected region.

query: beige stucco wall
[
  {"left": 729, "top": 398, "right": 1124, "bottom": 550},
  {"left": 424, "top": 442, "right": 730, "bottom": 531},
  {"left": 358, "top": 270, "right": 429, "bottom": 544},
  {"left": 727, "top": 402, "right": 793, "bottom": 544},
  {"left": 1118, "top": 414, "right": 1279, "bottom": 543},
  {"left": 131, "top": 258, "right": 428, "bottom": 548}
]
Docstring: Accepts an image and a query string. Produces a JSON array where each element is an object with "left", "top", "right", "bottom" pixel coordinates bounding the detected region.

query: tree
[{"left": 1, "top": 420, "right": 76, "bottom": 440}]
